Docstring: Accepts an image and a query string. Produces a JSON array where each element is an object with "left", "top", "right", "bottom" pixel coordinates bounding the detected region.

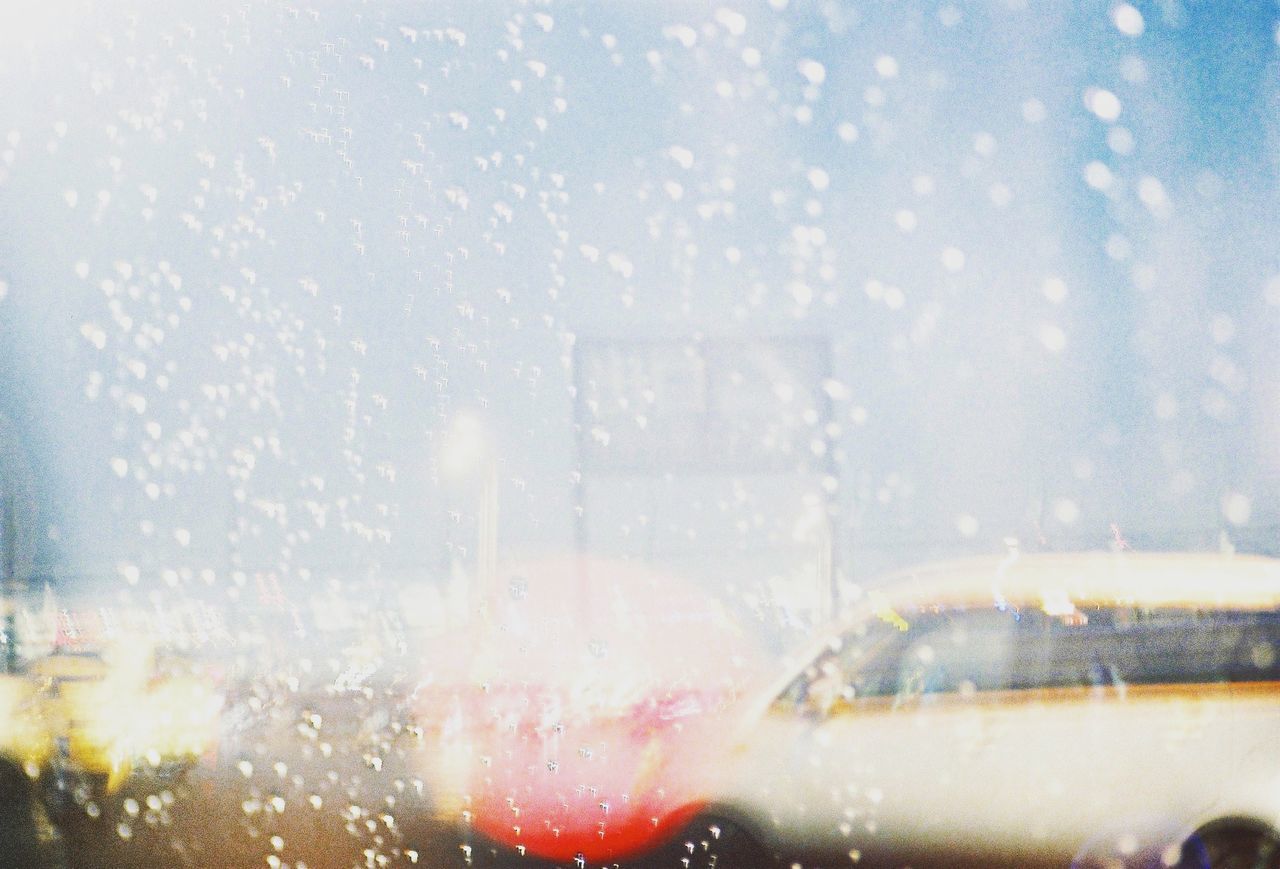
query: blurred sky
[{"left": 0, "top": 0, "right": 1277, "bottom": 608}]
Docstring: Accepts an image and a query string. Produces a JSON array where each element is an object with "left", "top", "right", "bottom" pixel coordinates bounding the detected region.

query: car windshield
[{"left": 1, "top": 2, "right": 1278, "bottom": 867}]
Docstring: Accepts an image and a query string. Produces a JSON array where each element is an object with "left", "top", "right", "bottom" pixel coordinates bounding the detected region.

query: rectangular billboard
[{"left": 573, "top": 336, "right": 833, "bottom": 474}]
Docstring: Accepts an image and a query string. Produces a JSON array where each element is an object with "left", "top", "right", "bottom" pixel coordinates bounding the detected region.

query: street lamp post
[
  {"left": 0, "top": 416, "right": 36, "bottom": 674},
  {"left": 440, "top": 413, "right": 498, "bottom": 619},
  {"left": 477, "top": 458, "right": 498, "bottom": 610},
  {"left": 2, "top": 496, "right": 18, "bottom": 673}
]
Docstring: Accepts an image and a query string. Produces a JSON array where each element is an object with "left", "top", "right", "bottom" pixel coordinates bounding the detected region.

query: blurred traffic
[{"left": 8, "top": 551, "right": 1280, "bottom": 868}]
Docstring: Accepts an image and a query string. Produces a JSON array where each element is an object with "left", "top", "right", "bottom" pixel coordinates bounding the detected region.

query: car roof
[{"left": 864, "top": 550, "right": 1280, "bottom": 614}]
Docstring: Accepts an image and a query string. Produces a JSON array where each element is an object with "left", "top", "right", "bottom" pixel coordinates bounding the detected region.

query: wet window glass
[{"left": 1, "top": 1, "right": 1279, "bottom": 866}]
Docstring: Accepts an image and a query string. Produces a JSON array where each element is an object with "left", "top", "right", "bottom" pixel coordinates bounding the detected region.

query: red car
[{"left": 410, "top": 557, "right": 763, "bottom": 865}]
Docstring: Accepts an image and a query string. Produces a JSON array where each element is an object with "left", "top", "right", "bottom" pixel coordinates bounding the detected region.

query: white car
[{"left": 672, "top": 552, "right": 1280, "bottom": 869}]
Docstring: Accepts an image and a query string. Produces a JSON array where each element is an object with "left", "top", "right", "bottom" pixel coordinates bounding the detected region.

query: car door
[
  {"left": 972, "top": 607, "right": 1238, "bottom": 865},
  {"left": 1200, "top": 610, "right": 1278, "bottom": 824},
  {"left": 770, "top": 607, "right": 1025, "bottom": 864},
  {"left": 725, "top": 619, "right": 905, "bottom": 857}
]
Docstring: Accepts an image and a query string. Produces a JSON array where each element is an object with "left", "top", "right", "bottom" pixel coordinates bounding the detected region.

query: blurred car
[
  {"left": 0, "top": 670, "right": 55, "bottom": 772},
  {"left": 0, "top": 633, "right": 60, "bottom": 865},
  {"left": 0, "top": 646, "right": 180, "bottom": 864},
  {"left": 674, "top": 551, "right": 1280, "bottom": 868},
  {"left": 26, "top": 641, "right": 224, "bottom": 801},
  {"left": 408, "top": 556, "right": 763, "bottom": 866}
]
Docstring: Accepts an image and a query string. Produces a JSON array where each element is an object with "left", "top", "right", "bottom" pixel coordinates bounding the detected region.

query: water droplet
[
  {"left": 940, "top": 247, "right": 966, "bottom": 272},
  {"left": 797, "top": 58, "right": 825, "bottom": 85},
  {"left": 1223, "top": 492, "right": 1252, "bottom": 526},
  {"left": 1112, "top": 4, "right": 1144, "bottom": 37}
]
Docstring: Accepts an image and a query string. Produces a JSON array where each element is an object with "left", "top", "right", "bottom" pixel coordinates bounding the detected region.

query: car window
[
  {"left": 784, "top": 603, "right": 1280, "bottom": 715},
  {"left": 895, "top": 609, "right": 1024, "bottom": 698},
  {"left": 777, "top": 617, "right": 909, "bottom": 711},
  {"left": 779, "top": 606, "right": 1029, "bottom": 710},
  {"left": 1045, "top": 606, "right": 1280, "bottom": 689}
]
